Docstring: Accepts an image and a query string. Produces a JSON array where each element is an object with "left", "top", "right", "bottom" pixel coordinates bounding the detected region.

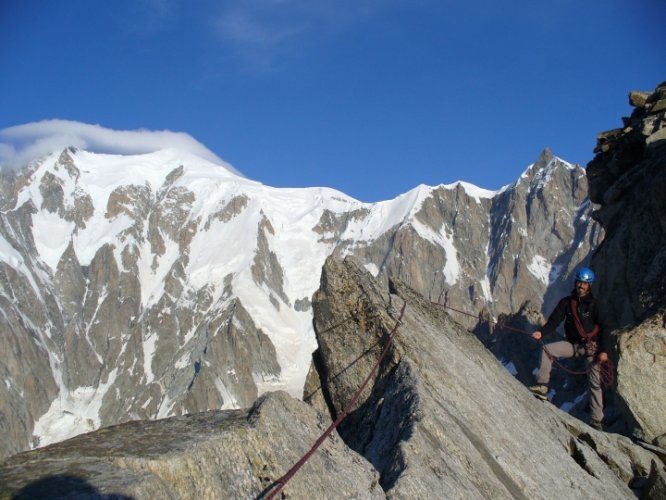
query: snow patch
[
  {"left": 31, "top": 211, "right": 75, "bottom": 270},
  {"left": 527, "top": 254, "right": 551, "bottom": 285},
  {"left": 442, "top": 180, "right": 497, "bottom": 203},
  {"left": 174, "top": 352, "right": 191, "bottom": 370},
  {"left": 215, "top": 378, "right": 240, "bottom": 410},
  {"left": 143, "top": 332, "right": 158, "bottom": 383},
  {"left": 253, "top": 372, "right": 283, "bottom": 395},
  {"left": 33, "top": 368, "right": 119, "bottom": 447},
  {"left": 0, "top": 235, "right": 26, "bottom": 269},
  {"left": 480, "top": 276, "right": 493, "bottom": 302},
  {"left": 364, "top": 262, "right": 380, "bottom": 277},
  {"left": 409, "top": 220, "right": 460, "bottom": 285}
]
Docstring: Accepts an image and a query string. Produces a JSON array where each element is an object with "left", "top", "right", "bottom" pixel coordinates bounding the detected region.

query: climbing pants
[{"left": 536, "top": 340, "right": 603, "bottom": 422}]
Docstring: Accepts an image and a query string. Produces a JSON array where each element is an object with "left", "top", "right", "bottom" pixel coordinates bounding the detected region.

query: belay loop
[{"left": 568, "top": 297, "right": 614, "bottom": 387}]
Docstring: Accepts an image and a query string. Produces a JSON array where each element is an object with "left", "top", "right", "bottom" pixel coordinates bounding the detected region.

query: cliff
[{"left": 587, "top": 82, "right": 666, "bottom": 445}]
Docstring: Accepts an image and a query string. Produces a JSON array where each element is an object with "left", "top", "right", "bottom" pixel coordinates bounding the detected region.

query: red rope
[
  {"left": 262, "top": 301, "right": 407, "bottom": 500},
  {"left": 541, "top": 339, "right": 616, "bottom": 387},
  {"left": 599, "top": 358, "right": 616, "bottom": 388},
  {"left": 430, "top": 301, "right": 615, "bottom": 388}
]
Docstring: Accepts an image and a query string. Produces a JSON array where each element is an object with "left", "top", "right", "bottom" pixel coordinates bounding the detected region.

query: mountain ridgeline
[{"left": 0, "top": 144, "right": 598, "bottom": 459}]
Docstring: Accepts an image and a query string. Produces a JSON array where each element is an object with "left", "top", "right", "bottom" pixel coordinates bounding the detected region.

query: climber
[{"left": 528, "top": 267, "right": 610, "bottom": 430}]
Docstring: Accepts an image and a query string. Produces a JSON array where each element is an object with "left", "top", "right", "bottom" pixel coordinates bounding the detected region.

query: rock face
[
  {"left": 0, "top": 150, "right": 285, "bottom": 461},
  {"left": 0, "top": 391, "right": 383, "bottom": 499},
  {"left": 305, "top": 256, "right": 663, "bottom": 498},
  {"left": 587, "top": 82, "right": 666, "bottom": 444},
  {"left": 588, "top": 82, "right": 666, "bottom": 327},
  {"left": 0, "top": 146, "right": 599, "bottom": 459}
]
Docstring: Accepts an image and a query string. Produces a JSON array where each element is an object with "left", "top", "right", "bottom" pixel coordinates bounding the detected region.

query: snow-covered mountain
[{"left": 0, "top": 146, "right": 601, "bottom": 459}]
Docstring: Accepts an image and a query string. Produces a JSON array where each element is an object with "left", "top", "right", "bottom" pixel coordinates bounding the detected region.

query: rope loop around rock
[{"left": 260, "top": 300, "right": 407, "bottom": 500}]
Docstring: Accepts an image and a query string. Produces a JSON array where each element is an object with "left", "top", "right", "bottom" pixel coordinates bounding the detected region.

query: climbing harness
[{"left": 569, "top": 297, "right": 600, "bottom": 355}]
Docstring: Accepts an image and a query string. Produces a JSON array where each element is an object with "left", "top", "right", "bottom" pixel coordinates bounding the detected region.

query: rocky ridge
[
  {"left": 304, "top": 256, "right": 664, "bottom": 498},
  {"left": 2, "top": 256, "right": 664, "bottom": 499},
  {"left": 2, "top": 81, "right": 665, "bottom": 498}
]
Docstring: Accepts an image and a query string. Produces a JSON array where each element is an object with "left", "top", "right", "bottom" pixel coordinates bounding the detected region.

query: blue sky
[{"left": 1, "top": 0, "right": 664, "bottom": 202}]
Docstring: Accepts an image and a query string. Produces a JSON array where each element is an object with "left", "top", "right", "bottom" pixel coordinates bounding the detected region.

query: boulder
[
  {"left": 616, "top": 311, "right": 666, "bottom": 443},
  {"left": 0, "top": 391, "right": 382, "bottom": 499}
]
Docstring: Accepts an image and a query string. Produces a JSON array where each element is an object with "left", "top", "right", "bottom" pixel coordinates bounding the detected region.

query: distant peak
[{"left": 539, "top": 147, "right": 554, "bottom": 161}]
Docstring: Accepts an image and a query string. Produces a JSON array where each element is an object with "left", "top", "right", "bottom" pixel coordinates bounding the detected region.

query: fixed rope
[
  {"left": 430, "top": 301, "right": 615, "bottom": 388},
  {"left": 260, "top": 300, "right": 407, "bottom": 500}
]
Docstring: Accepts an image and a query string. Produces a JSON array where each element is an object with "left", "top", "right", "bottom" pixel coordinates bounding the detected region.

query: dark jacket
[{"left": 541, "top": 290, "right": 610, "bottom": 353}]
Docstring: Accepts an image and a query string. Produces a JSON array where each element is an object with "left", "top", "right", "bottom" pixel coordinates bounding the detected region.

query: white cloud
[
  {"left": 0, "top": 120, "right": 241, "bottom": 174},
  {"left": 210, "top": 0, "right": 408, "bottom": 70},
  {"left": 216, "top": 8, "right": 306, "bottom": 47}
]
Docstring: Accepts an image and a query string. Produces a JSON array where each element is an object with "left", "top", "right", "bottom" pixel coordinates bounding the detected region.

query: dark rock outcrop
[
  {"left": 587, "top": 82, "right": 666, "bottom": 444},
  {"left": 588, "top": 82, "right": 666, "bottom": 327}
]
